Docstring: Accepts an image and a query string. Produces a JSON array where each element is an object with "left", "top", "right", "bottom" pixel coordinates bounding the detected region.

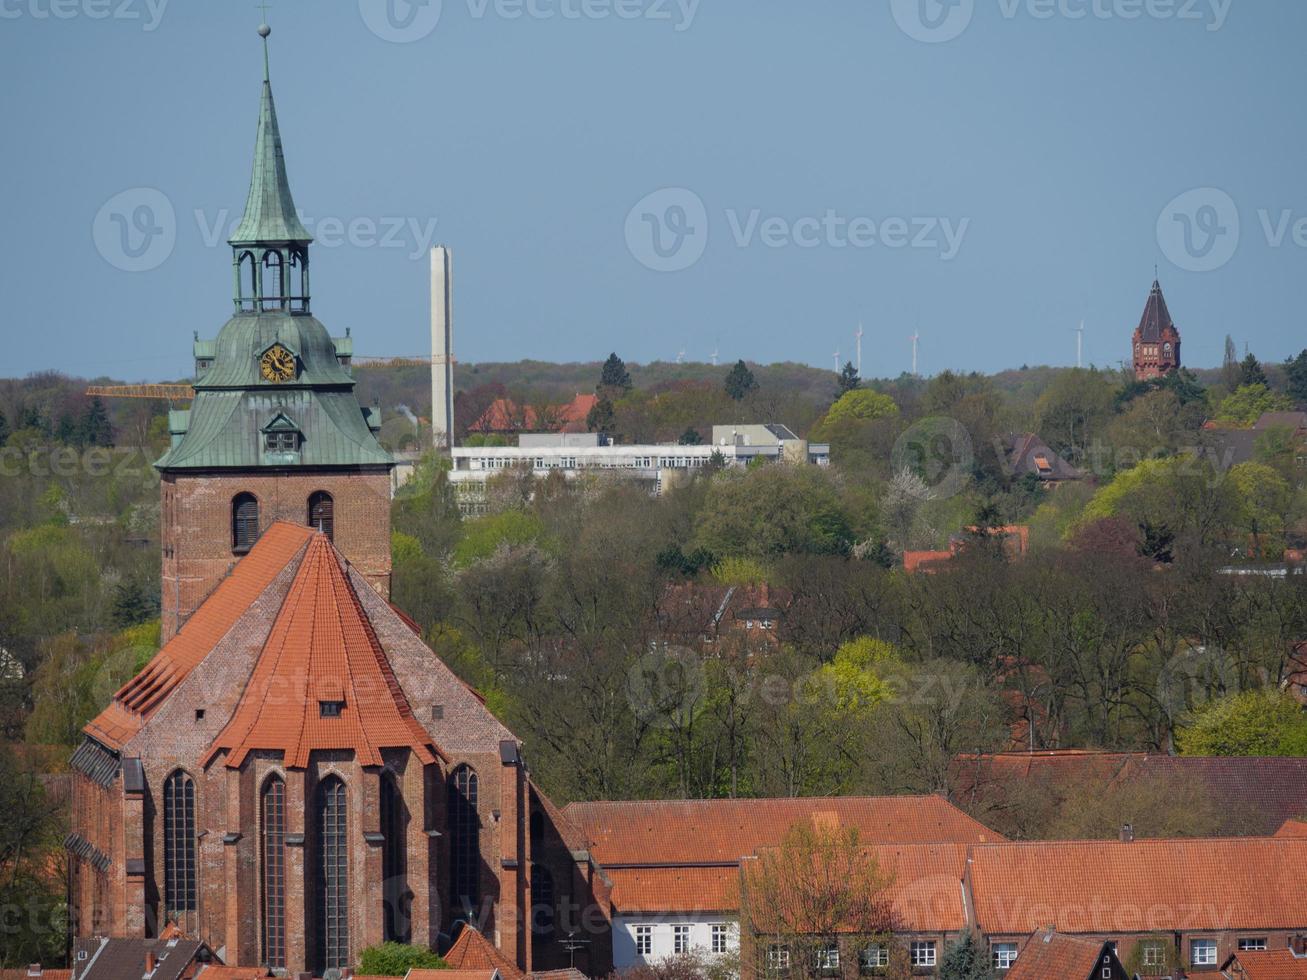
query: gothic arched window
[
  {"left": 232, "top": 493, "right": 259, "bottom": 553},
  {"left": 163, "top": 770, "right": 197, "bottom": 929},
  {"left": 262, "top": 250, "right": 284, "bottom": 312},
  {"left": 308, "top": 491, "right": 334, "bottom": 542},
  {"left": 260, "top": 775, "right": 286, "bottom": 970},
  {"left": 380, "top": 772, "right": 409, "bottom": 943},
  {"left": 531, "top": 864, "right": 555, "bottom": 937},
  {"left": 314, "top": 776, "right": 349, "bottom": 973},
  {"left": 448, "top": 765, "right": 479, "bottom": 915}
]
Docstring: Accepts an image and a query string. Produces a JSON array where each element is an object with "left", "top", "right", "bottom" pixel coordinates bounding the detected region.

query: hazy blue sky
[{"left": 2, "top": 0, "right": 1303, "bottom": 381}]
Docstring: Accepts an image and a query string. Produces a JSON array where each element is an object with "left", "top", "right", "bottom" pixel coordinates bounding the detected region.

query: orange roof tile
[
  {"left": 1005, "top": 930, "right": 1110, "bottom": 980},
  {"left": 1276, "top": 818, "right": 1307, "bottom": 838},
  {"left": 563, "top": 796, "right": 1003, "bottom": 867},
  {"left": 408, "top": 972, "right": 500, "bottom": 980},
  {"left": 1222, "top": 949, "right": 1307, "bottom": 979},
  {"left": 443, "top": 925, "right": 525, "bottom": 980},
  {"left": 193, "top": 967, "right": 274, "bottom": 979},
  {"left": 0, "top": 971, "right": 72, "bottom": 980},
  {"left": 604, "top": 866, "right": 739, "bottom": 914},
  {"left": 85, "top": 524, "right": 314, "bottom": 749},
  {"left": 969, "top": 837, "right": 1307, "bottom": 934},
  {"left": 203, "top": 532, "right": 442, "bottom": 769}
]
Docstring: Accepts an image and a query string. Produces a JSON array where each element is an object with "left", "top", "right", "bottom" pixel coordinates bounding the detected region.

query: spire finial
[{"left": 256, "top": 3, "right": 272, "bottom": 81}]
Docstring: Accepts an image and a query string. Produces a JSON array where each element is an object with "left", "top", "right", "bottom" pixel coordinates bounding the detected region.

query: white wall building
[{"left": 613, "top": 915, "right": 739, "bottom": 970}]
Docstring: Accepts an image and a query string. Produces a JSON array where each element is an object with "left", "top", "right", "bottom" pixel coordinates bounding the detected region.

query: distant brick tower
[
  {"left": 1132, "top": 278, "right": 1182, "bottom": 381},
  {"left": 157, "top": 26, "right": 394, "bottom": 641}
]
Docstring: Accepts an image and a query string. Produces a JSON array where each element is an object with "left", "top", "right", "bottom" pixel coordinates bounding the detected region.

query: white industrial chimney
[{"left": 430, "top": 246, "right": 454, "bottom": 450}]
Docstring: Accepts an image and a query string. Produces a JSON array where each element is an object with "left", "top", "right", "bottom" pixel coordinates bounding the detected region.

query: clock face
[{"left": 260, "top": 344, "right": 296, "bottom": 383}]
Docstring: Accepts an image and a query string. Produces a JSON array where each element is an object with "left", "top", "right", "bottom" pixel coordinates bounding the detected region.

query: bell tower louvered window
[
  {"left": 232, "top": 493, "right": 259, "bottom": 553},
  {"left": 308, "top": 491, "right": 334, "bottom": 541}
]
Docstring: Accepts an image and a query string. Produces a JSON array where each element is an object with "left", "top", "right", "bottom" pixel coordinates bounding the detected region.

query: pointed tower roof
[
  {"left": 1136, "top": 279, "right": 1175, "bottom": 343},
  {"left": 229, "top": 25, "right": 312, "bottom": 246},
  {"left": 204, "top": 529, "right": 442, "bottom": 769}
]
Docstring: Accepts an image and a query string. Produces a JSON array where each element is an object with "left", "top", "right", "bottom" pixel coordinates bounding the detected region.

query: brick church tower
[
  {"left": 1132, "top": 278, "right": 1182, "bottom": 381},
  {"left": 157, "top": 25, "right": 394, "bottom": 642}
]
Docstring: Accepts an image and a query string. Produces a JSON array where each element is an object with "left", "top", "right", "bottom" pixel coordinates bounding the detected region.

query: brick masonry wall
[{"left": 160, "top": 469, "right": 392, "bottom": 642}]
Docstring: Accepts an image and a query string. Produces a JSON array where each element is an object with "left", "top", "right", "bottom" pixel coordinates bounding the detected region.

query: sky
[{"left": 1, "top": 0, "right": 1304, "bottom": 381}]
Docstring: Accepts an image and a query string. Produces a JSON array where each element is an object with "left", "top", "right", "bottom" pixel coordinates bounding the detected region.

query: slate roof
[
  {"left": 1004, "top": 930, "right": 1114, "bottom": 980},
  {"left": 562, "top": 796, "right": 1003, "bottom": 868},
  {"left": 1002, "top": 433, "right": 1082, "bottom": 481},
  {"left": 443, "top": 925, "right": 525, "bottom": 980},
  {"left": 1221, "top": 949, "right": 1307, "bottom": 978},
  {"left": 1137, "top": 279, "right": 1176, "bottom": 343},
  {"left": 203, "top": 533, "right": 441, "bottom": 769},
  {"left": 84, "top": 523, "right": 314, "bottom": 750},
  {"left": 72, "top": 937, "right": 209, "bottom": 980},
  {"left": 968, "top": 837, "right": 1307, "bottom": 934}
]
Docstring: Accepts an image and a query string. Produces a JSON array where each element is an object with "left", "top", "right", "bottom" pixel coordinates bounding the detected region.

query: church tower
[
  {"left": 157, "top": 26, "right": 394, "bottom": 642},
  {"left": 1132, "top": 278, "right": 1182, "bottom": 381}
]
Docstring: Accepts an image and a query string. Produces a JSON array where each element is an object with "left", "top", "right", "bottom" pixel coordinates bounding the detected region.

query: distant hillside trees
[{"left": 724, "top": 360, "right": 759, "bottom": 401}]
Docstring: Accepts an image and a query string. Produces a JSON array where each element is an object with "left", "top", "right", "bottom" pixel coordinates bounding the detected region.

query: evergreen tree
[
  {"left": 678, "top": 426, "right": 703, "bottom": 446},
  {"left": 836, "top": 360, "right": 861, "bottom": 399},
  {"left": 111, "top": 580, "right": 157, "bottom": 630},
  {"left": 1286, "top": 350, "right": 1307, "bottom": 405},
  {"left": 56, "top": 414, "right": 78, "bottom": 446},
  {"left": 0, "top": 407, "right": 9, "bottom": 446},
  {"left": 586, "top": 395, "right": 615, "bottom": 433},
  {"left": 1223, "top": 335, "right": 1240, "bottom": 389},
  {"left": 938, "top": 930, "right": 996, "bottom": 980},
  {"left": 1240, "top": 353, "right": 1268, "bottom": 388},
  {"left": 79, "top": 397, "right": 113, "bottom": 447},
  {"left": 599, "top": 352, "right": 633, "bottom": 392},
  {"left": 724, "top": 359, "right": 758, "bottom": 401}
]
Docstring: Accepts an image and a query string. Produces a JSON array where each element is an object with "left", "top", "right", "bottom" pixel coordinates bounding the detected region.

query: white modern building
[{"left": 448, "top": 424, "right": 829, "bottom": 513}]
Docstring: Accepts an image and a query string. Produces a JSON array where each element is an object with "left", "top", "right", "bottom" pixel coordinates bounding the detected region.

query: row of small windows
[
  {"left": 633, "top": 923, "right": 732, "bottom": 958},
  {"left": 231, "top": 491, "right": 334, "bottom": 552}
]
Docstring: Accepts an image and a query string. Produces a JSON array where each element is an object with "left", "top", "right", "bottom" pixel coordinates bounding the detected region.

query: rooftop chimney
[
  {"left": 430, "top": 245, "right": 455, "bottom": 451},
  {"left": 144, "top": 951, "right": 158, "bottom": 975},
  {"left": 1120, "top": 823, "right": 1134, "bottom": 843}
]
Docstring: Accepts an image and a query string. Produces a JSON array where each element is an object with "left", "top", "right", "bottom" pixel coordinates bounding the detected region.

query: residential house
[
  {"left": 1222, "top": 946, "right": 1307, "bottom": 978},
  {"left": 69, "top": 936, "right": 218, "bottom": 980},
  {"left": 1000, "top": 433, "right": 1082, "bottom": 485},
  {"left": 1004, "top": 930, "right": 1129, "bottom": 980},
  {"left": 470, "top": 394, "right": 600, "bottom": 435}
]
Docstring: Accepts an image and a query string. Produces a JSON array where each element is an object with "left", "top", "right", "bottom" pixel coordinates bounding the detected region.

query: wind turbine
[
  {"left": 909, "top": 330, "right": 920, "bottom": 377},
  {"left": 676, "top": 348, "right": 686, "bottom": 365},
  {"left": 833, "top": 349, "right": 841, "bottom": 374},
  {"left": 710, "top": 342, "right": 719, "bottom": 367},
  {"left": 855, "top": 322, "right": 864, "bottom": 377},
  {"left": 1075, "top": 320, "right": 1085, "bottom": 369}
]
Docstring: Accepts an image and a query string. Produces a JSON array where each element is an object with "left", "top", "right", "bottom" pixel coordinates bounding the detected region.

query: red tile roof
[
  {"left": 969, "top": 837, "right": 1307, "bottom": 934},
  {"left": 602, "top": 865, "right": 739, "bottom": 914},
  {"left": 563, "top": 796, "right": 1003, "bottom": 868},
  {"left": 1004, "top": 930, "right": 1110, "bottom": 980},
  {"left": 0, "top": 971, "right": 71, "bottom": 980},
  {"left": 1276, "top": 819, "right": 1307, "bottom": 838},
  {"left": 470, "top": 394, "right": 598, "bottom": 434},
  {"left": 193, "top": 967, "right": 274, "bottom": 979},
  {"left": 203, "top": 531, "right": 441, "bottom": 769},
  {"left": 85, "top": 524, "right": 314, "bottom": 749},
  {"left": 408, "top": 972, "right": 501, "bottom": 980},
  {"left": 1222, "top": 949, "right": 1307, "bottom": 979},
  {"left": 443, "top": 925, "right": 525, "bottom": 980}
]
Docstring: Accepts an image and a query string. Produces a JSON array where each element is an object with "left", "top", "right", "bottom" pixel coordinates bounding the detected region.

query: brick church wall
[{"left": 160, "top": 470, "right": 392, "bottom": 642}]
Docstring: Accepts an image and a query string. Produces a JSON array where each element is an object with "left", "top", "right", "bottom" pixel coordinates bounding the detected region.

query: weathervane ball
[{"left": 257, "top": 23, "right": 271, "bottom": 38}]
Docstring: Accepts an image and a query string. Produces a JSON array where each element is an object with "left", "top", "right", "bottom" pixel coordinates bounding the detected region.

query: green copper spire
[{"left": 230, "top": 24, "right": 312, "bottom": 246}]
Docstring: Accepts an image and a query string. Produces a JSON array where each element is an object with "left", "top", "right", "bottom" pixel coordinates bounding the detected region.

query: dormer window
[
  {"left": 319, "top": 700, "right": 344, "bottom": 718},
  {"left": 266, "top": 431, "right": 299, "bottom": 453},
  {"left": 262, "top": 413, "right": 302, "bottom": 460}
]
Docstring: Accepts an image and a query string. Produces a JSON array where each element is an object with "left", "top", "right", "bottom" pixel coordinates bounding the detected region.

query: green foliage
[
  {"left": 1240, "top": 353, "right": 1269, "bottom": 388},
  {"left": 587, "top": 395, "right": 616, "bottom": 433},
  {"left": 938, "top": 930, "right": 996, "bottom": 980},
  {"left": 709, "top": 555, "right": 769, "bottom": 586},
  {"left": 600, "top": 352, "right": 633, "bottom": 391},
  {"left": 392, "top": 531, "right": 424, "bottom": 566},
  {"left": 0, "top": 744, "right": 66, "bottom": 968},
  {"left": 1286, "top": 349, "right": 1307, "bottom": 404},
  {"left": 820, "top": 388, "right": 899, "bottom": 427},
  {"left": 723, "top": 359, "right": 758, "bottom": 401},
  {"left": 1034, "top": 368, "right": 1117, "bottom": 461},
  {"left": 111, "top": 578, "right": 157, "bottom": 629},
  {"left": 0, "top": 407, "right": 8, "bottom": 445},
  {"left": 678, "top": 426, "right": 703, "bottom": 446},
  {"left": 1215, "top": 384, "right": 1294, "bottom": 426},
  {"left": 357, "top": 941, "right": 448, "bottom": 975},
  {"left": 694, "top": 466, "right": 854, "bottom": 560},
  {"left": 817, "top": 637, "right": 899, "bottom": 710},
  {"left": 453, "top": 509, "right": 546, "bottom": 567},
  {"left": 836, "top": 360, "right": 861, "bottom": 398},
  {"left": 1177, "top": 689, "right": 1307, "bottom": 757}
]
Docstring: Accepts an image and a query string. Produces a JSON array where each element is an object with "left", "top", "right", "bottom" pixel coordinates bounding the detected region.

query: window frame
[
  {"left": 673, "top": 923, "right": 691, "bottom": 955},
  {"left": 634, "top": 925, "right": 653, "bottom": 957},
  {"left": 260, "top": 775, "right": 286, "bottom": 970},
  {"left": 1238, "top": 938, "right": 1268, "bottom": 951},
  {"left": 910, "top": 940, "right": 937, "bottom": 967},
  {"left": 448, "top": 765, "right": 480, "bottom": 914},
  {"left": 993, "top": 942, "right": 1019, "bottom": 970},
  {"left": 231, "top": 492, "right": 260, "bottom": 554},
  {"left": 711, "top": 924, "right": 730, "bottom": 955},
  {"left": 163, "top": 770, "right": 197, "bottom": 927},
  {"left": 1190, "top": 938, "right": 1218, "bottom": 967}
]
